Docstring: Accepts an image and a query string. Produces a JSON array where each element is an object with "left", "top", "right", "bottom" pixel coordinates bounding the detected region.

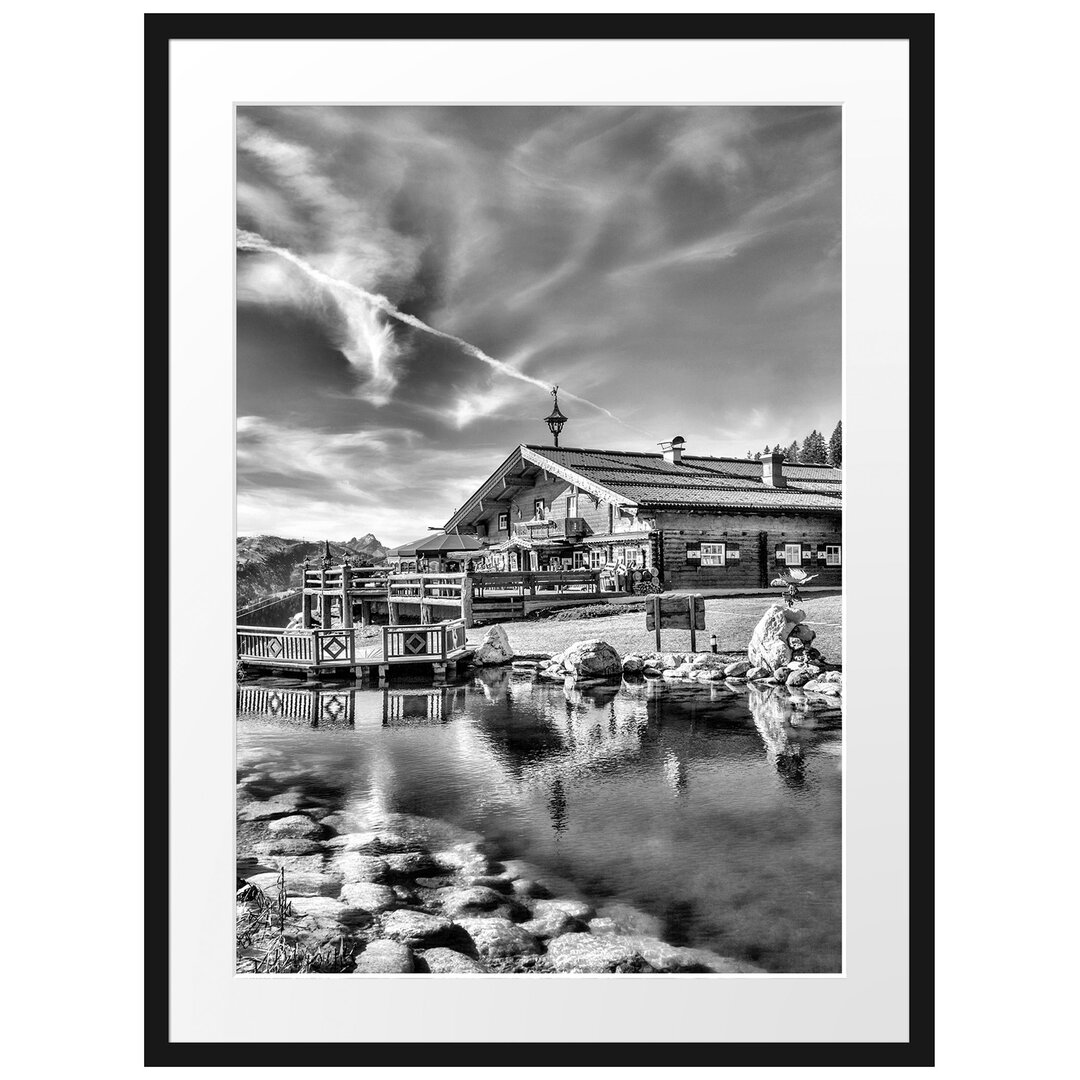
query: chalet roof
[{"left": 443, "top": 444, "right": 841, "bottom": 531}]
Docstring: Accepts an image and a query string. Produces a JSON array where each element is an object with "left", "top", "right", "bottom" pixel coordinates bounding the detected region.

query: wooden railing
[
  {"left": 302, "top": 566, "right": 390, "bottom": 592},
  {"left": 382, "top": 619, "right": 468, "bottom": 661},
  {"left": 470, "top": 570, "right": 603, "bottom": 599},
  {"left": 237, "top": 626, "right": 373, "bottom": 667},
  {"left": 386, "top": 572, "right": 467, "bottom": 601}
]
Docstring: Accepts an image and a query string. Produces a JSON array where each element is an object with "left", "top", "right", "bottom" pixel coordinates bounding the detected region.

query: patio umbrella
[{"left": 389, "top": 532, "right": 486, "bottom": 558}]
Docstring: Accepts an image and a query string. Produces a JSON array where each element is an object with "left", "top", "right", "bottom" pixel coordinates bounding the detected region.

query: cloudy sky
[{"left": 236, "top": 106, "right": 841, "bottom": 547}]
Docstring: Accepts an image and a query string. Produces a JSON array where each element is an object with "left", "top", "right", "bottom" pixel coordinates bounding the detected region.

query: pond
[{"left": 237, "top": 671, "right": 842, "bottom": 973}]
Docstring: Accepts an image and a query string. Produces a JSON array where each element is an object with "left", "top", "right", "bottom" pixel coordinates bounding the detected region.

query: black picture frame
[{"left": 146, "top": 13, "right": 934, "bottom": 1067}]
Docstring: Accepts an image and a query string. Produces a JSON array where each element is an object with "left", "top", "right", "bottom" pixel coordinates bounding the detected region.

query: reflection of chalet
[{"left": 444, "top": 437, "right": 842, "bottom": 591}]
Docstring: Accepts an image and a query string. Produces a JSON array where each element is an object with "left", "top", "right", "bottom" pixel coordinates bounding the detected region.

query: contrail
[{"left": 236, "top": 229, "right": 645, "bottom": 433}]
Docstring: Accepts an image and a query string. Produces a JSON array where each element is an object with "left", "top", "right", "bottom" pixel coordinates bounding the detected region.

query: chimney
[
  {"left": 761, "top": 451, "right": 787, "bottom": 487},
  {"left": 662, "top": 435, "right": 686, "bottom": 464}
]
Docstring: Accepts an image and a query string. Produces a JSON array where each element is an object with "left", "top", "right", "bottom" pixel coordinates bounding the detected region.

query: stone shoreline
[{"left": 237, "top": 797, "right": 764, "bottom": 975}]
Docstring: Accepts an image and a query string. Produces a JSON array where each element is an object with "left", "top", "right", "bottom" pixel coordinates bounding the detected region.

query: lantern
[{"left": 544, "top": 385, "right": 568, "bottom": 447}]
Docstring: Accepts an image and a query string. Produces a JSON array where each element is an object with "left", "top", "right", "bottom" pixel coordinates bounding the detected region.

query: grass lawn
[{"left": 466, "top": 593, "right": 842, "bottom": 661}]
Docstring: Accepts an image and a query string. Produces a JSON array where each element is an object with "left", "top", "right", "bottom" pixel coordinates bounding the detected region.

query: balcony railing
[{"left": 511, "top": 517, "right": 589, "bottom": 541}]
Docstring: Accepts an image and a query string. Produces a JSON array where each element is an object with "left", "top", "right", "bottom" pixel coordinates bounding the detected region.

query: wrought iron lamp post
[{"left": 544, "top": 385, "right": 568, "bottom": 447}]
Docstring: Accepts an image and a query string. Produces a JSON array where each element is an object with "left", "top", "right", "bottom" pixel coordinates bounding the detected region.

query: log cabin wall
[{"left": 653, "top": 510, "right": 842, "bottom": 591}]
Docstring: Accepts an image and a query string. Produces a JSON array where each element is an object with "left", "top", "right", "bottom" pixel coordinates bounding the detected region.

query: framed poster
[{"left": 148, "top": 13, "right": 933, "bottom": 1067}]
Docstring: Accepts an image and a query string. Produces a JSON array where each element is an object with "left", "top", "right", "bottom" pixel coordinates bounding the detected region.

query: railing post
[{"left": 461, "top": 572, "right": 473, "bottom": 628}]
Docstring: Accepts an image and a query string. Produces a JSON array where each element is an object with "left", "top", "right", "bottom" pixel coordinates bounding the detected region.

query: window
[
  {"left": 573, "top": 551, "right": 586, "bottom": 568},
  {"left": 784, "top": 543, "right": 802, "bottom": 566},
  {"left": 534, "top": 498, "right": 546, "bottom": 520},
  {"left": 825, "top": 544, "right": 842, "bottom": 566},
  {"left": 625, "top": 547, "right": 642, "bottom": 567},
  {"left": 497, "top": 512, "right": 509, "bottom": 532},
  {"left": 565, "top": 492, "right": 578, "bottom": 517},
  {"left": 589, "top": 548, "right": 604, "bottom": 569},
  {"left": 701, "top": 542, "right": 726, "bottom": 566}
]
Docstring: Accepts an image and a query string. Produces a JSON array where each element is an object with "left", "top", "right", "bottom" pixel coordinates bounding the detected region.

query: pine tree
[
  {"left": 786, "top": 440, "right": 799, "bottom": 462},
  {"left": 772, "top": 444, "right": 782, "bottom": 455},
  {"left": 800, "top": 430, "right": 827, "bottom": 463},
  {"left": 827, "top": 421, "right": 842, "bottom": 467}
]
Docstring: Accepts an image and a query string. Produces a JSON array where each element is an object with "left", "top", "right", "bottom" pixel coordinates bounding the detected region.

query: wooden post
[
  {"left": 360, "top": 599, "right": 371, "bottom": 627},
  {"left": 652, "top": 594, "right": 662, "bottom": 652},
  {"left": 461, "top": 572, "right": 473, "bottom": 629},
  {"left": 419, "top": 575, "right": 430, "bottom": 625},
  {"left": 302, "top": 592, "right": 313, "bottom": 629},
  {"left": 688, "top": 595, "right": 697, "bottom": 653}
]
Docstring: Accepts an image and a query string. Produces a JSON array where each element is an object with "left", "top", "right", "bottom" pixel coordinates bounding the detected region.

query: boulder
[
  {"left": 381, "top": 910, "right": 458, "bottom": 949},
  {"left": 557, "top": 640, "right": 622, "bottom": 678},
  {"left": 339, "top": 882, "right": 397, "bottom": 913},
  {"left": 787, "top": 668, "right": 814, "bottom": 689},
  {"left": 418, "top": 947, "right": 484, "bottom": 974},
  {"left": 590, "top": 902, "right": 664, "bottom": 939},
  {"left": 745, "top": 666, "right": 772, "bottom": 681},
  {"left": 328, "top": 853, "right": 391, "bottom": 883},
  {"left": 747, "top": 604, "right": 813, "bottom": 672},
  {"left": 237, "top": 792, "right": 307, "bottom": 822},
  {"left": 621, "top": 655, "right": 644, "bottom": 675},
  {"left": 455, "top": 917, "right": 542, "bottom": 959},
  {"left": 803, "top": 675, "right": 842, "bottom": 696},
  {"left": 531, "top": 897, "right": 595, "bottom": 922},
  {"left": 546, "top": 933, "right": 654, "bottom": 973},
  {"left": 354, "top": 939, "right": 415, "bottom": 974},
  {"left": 382, "top": 851, "right": 439, "bottom": 876},
  {"left": 266, "top": 814, "right": 330, "bottom": 840},
  {"left": 723, "top": 659, "right": 752, "bottom": 678},
  {"left": 288, "top": 896, "right": 375, "bottom": 929},
  {"left": 520, "top": 907, "right": 585, "bottom": 940},
  {"left": 474, "top": 624, "right": 514, "bottom": 665},
  {"left": 436, "top": 885, "right": 510, "bottom": 919}
]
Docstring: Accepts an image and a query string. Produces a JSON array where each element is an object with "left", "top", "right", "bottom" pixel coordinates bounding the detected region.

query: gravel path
[{"left": 466, "top": 594, "right": 842, "bottom": 660}]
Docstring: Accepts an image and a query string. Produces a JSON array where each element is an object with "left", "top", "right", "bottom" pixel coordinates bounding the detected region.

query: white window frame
[
  {"left": 534, "top": 498, "right": 546, "bottom": 520},
  {"left": 700, "top": 541, "right": 726, "bottom": 566},
  {"left": 784, "top": 542, "right": 803, "bottom": 567},
  {"left": 573, "top": 551, "right": 587, "bottom": 568},
  {"left": 625, "top": 547, "right": 642, "bottom": 567},
  {"left": 589, "top": 548, "right": 604, "bottom": 569},
  {"left": 565, "top": 492, "right": 578, "bottom": 518},
  {"left": 497, "top": 512, "right": 508, "bottom": 532},
  {"left": 825, "top": 544, "right": 842, "bottom": 567}
]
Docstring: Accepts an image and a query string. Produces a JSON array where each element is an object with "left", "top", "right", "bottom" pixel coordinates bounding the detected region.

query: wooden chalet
[{"left": 444, "top": 431, "right": 842, "bottom": 593}]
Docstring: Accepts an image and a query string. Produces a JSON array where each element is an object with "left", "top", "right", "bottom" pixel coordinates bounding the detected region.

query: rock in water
[
  {"left": 381, "top": 910, "right": 457, "bottom": 948},
  {"left": 354, "top": 939, "right": 415, "bottom": 974},
  {"left": 474, "top": 624, "right": 514, "bottom": 665},
  {"left": 455, "top": 917, "right": 542, "bottom": 959},
  {"left": 747, "top": 604, "right": 811, "bottom": 672},
  {"left": 546, "top": 933, "right": 654, "bottom": 973},
  {"left": 558, "top": 640, "right": 622, "bottom": 677},
  {"left": 419, "top": 947, "right": 484, "bottom": 973}
]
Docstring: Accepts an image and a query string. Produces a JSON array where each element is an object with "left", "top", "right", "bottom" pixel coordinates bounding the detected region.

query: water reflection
[{"left": 237, "top": 672, "right": 842, "bottom": 971}]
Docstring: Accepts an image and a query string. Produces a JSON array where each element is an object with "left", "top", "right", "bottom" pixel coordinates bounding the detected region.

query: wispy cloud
[{"left": 236, "top": 106, "right": 841, "bottom": 540}]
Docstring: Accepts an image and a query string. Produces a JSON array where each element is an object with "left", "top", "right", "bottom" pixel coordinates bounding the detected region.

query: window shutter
[
  {"left": 775, "top": 544, "right": 786, "bottom": 563},
  {"left": 686, "top": 542, "right": 702, "bottom": 564},
  {"left": 728, "top": 544, "right": 741, "bottom": 560}
]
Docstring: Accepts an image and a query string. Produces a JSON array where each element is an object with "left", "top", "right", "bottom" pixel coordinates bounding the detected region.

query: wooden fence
[
  {"left": 382, "top": 619, "right": 468, "bottom": 662},
  {"left": 469, "top": 569, "right": 604, "bottom": 599}
]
